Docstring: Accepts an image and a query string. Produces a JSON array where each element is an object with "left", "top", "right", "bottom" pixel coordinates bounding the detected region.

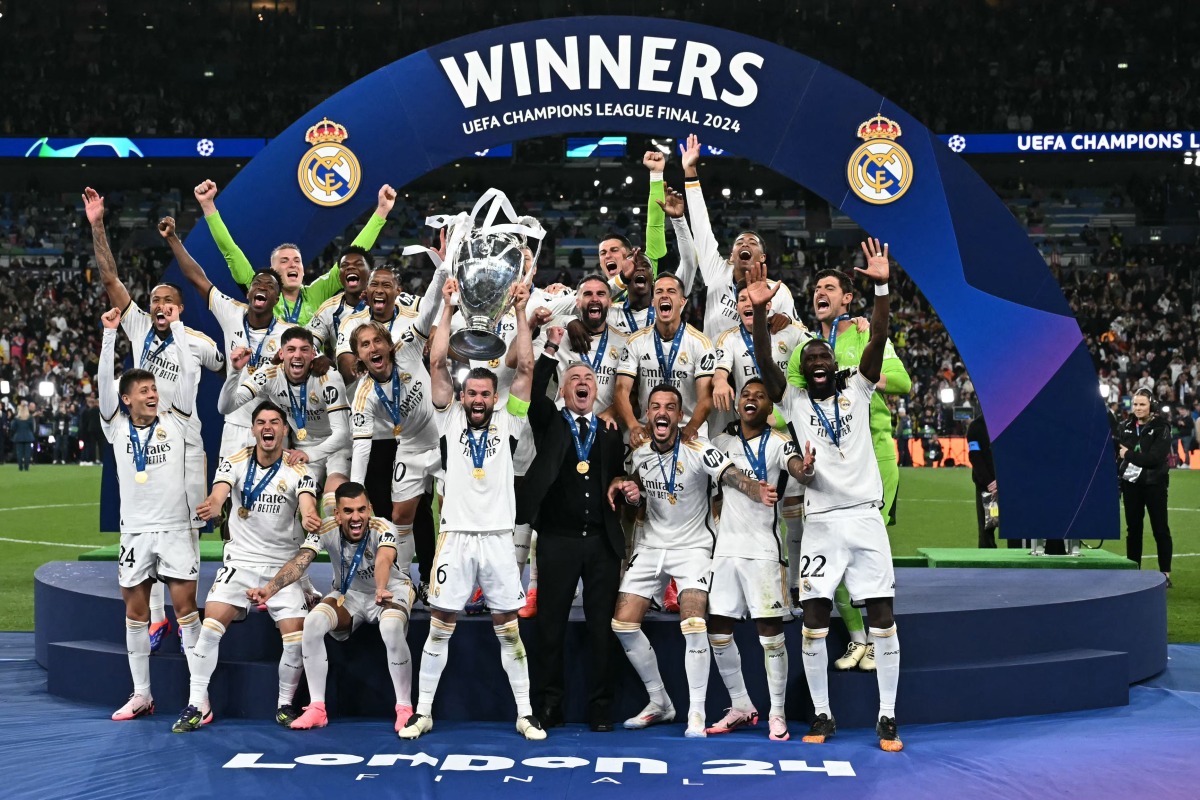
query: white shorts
[
  {"left": 205, "top": 560, "right": 307, "bottom": 622},
  {"left": 708, "top": 556, "right": 789, "bottom": 620},
  {"left": 219, "top": 422, "right": 253, "bottom": 459},
  {"left": 429, "top": 530, "right": 525, "bottom": 613},
  {"left": 117, "top": 529, "right": 200, "bottom": 588},
  {"left": 513, "top": 426, "right": 536, "bottom": 476},
  {"left": 324, "top": 579, "right": 412, "bottom": 641},
  {"left": 392, "top": 447, "right": 439, "bottom": 503},
  {"left": 307, "top": 450, "right": 350, "bottom": 489},
  {"left": 798, "top": 507, "right": 895, "bottom": 604},
  {"left": 619, "top": 546, "right": 713, "bottom": 599}
]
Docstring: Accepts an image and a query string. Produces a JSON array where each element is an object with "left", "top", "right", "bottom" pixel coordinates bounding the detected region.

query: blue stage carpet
[{"left": 1, "top": 633, "right": 1197, "bottom": 800}]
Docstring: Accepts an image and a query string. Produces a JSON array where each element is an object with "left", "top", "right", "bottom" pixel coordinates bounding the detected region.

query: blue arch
[{"left": 144, "top": 17, "right": 1114, "bottom": 540}]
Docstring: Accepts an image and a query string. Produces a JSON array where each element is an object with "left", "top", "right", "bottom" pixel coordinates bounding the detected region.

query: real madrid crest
[
  {"left": 839, "top": 396, "right": 852, "bottom": 411},
  {"left": 156, "top": 427, "right": 168, "bottom": 440},
  {"left": 278, "top": 480, "right": 288, "bottom": 492},
  {"left": 298, "top": 117, "right": 361, "bottom": 207},
  {"left": 847, "top": 115, "right": 912, "bottom": 205},
  {"left": 399, "top": 372, "right": 412, "bottom": 384},
  {"left": 309, "top": 392, "right": 320, "bottom": 404}
]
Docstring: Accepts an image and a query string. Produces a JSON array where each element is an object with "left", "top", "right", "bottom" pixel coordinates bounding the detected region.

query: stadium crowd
[{"left": 2, "top": 0, "right": 1195, "bottom": 138}]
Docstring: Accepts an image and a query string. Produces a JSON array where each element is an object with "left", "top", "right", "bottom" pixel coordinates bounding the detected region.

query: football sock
[
  {"left": 527, "top": 532, "right": 538, "bottom": 590},
  {"left": 783, "top": 505, "right": 804, "bottom": 593},
  {"left": 802, "top": 626, "right": 831, "bottom": 717},
  {"left": 125, "top": 618, "right": 151, "bottom": 697},
  {"left": 513, "top": 523, "right": 533, "bottom": 574},
  {"left": 149, "top": 583, "right": 166, "bottom": 626},
  {"left": 177, "top": 611, "right": 201, "bottom": 672},
  {"left": 393, "top": 524, "right": 415, "bottom": 581},
  {"left": 760, "top": 633, "right": 789, "bottom": 718},
  {"left": 380, "top": 609, "right": 412, "bottom": 706},
  {"left": 321, "top": 491, "right": 337, "bottom": 519},
  {"left": 871, "top": 625, "right": 900, "bottom": 718},
  {"left": 278, "top": 631, "right": 304, "bottom": 707},
  {"left": 188, "top": 618, "right": 226, "bottom": 708},
  {"left": 836, "top": 583, "right": 867, "bottom": 643},
  {"left": 612, "top": 620, "right": 668, "bottom": 708},
  {"left": 302, "top": 603, "right": 336, "bottom": 704},
  {"left": 681, "top": 617, "right": 710, "bottom": 715},
  {"left": 416, "top": 618, "right": 455, "bottom": 715},
  {"left": 493, "top": 620, "right": 533, "bottom": 717},
  {"left": 709, "top": 633, "right": 751, "bottom": 709}
]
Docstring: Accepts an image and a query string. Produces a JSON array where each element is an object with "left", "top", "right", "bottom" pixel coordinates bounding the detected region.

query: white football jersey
[
  {"left": 712, "top": 429, "right": 799, "bottom": 561},
  {"left": 617, "top": 323, "right": 715, "bottom": 425},
  {"left": 607, "top": 303, "right": 654, "bottom": 336},
  {"left": 779, "top": 371, "right": 883, "bottom": 516},
  {"left": 120, "top": 303, "right": 224, "bottom": 411},
  {"left": 549, "top": 322, "right": 627, "bottom": 414},
  {"left": 302, "top": 516, "right": 402, "bottom": 595},
  {"left": 215, "top": 448, "right": 318, "bottom": 565},
  {"left": 102, "top": 409, "right": 193, "bottom": 533},
  {"left": 629, "top": 436, "right": 730, "bottom": 552},
  {"left": 715, "top": 321, "right": 813, "bottom": 390},
  {"left": 435, "top": 399, "right": 529, "bottom": 533},
  {"left": 334, "top": 304, "right": 421, "bottom": 360},
  {"left": 235, "top": 367, "right": 349, "bottom": 457},
  {"left": 349, "top": 327, "right": 437, "bottom": 450},
  {"left": 208, "top": 288, "right": 293, "bottom": 429},
  {"left": 309, "top": 292, "right": 366, "bottom": 353}
]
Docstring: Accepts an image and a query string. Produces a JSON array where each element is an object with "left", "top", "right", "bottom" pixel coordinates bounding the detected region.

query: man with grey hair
[{"left": 516, "top": 326, "right": 627, "bottom": 732}]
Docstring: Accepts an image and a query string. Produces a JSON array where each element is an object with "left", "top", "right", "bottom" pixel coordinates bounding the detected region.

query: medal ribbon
[
  {"left": 465, "top": 424, "right": 489, "bottom": 473},
  {"left": 286, "top": 379, "right": 308, "bottom": 437},
  {"left": 128, "top": 418, "right": 159, "bottom": 475},
  {"left": 585, "top": 328, "right": 609, "bottom": 373},
  {"left": 242, "top": 456, "right": 282, "bottom": 515},
  {"left": 826, "top": 314, "right": 851, "bottom": 352},
  {"left": 338, "top": 533, "right": 370, "bottom": 596},
  {"left": 332, "top": 296, "right": 367, "bottom": 335},
  {"left": 655, "top": 434, "right": 681, "bottom": 498},
  {"left": 811, "top": 394, "right": 842, "bottom": 450},
  {"left": 562, "top": 409, "right": 598, "bottom": 464},
  {"left": 375, "top": 367, "right": 405, "bottom": 430},
  {"left": 140, "top": 329, "right": 173, "bottom": 365},
  {"left": 623, "top": 301, "right": 654, "bottom": 333},
  {"left": 280, "top": 291, "right": 303, "bottom": 324},
  {"left": 652, "top": 320, "right": 686, "bottom": 385},
  {"left": 242, "top": 316, "right": 277, "bottom": 368},
  {"left": 738, "top": 324, "right": 762, "bottom": 377},
  {"left": 738, "top": 428, "right": 770, "bottom": 481}
]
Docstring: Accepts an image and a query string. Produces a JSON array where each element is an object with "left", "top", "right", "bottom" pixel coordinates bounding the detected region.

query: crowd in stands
[{"left": 2, "top": 0, "right": 1196, "bottom": 138}]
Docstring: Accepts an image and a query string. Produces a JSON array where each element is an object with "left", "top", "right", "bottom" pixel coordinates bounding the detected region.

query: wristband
[
  {"left": 875, "top": 283, "right": 889, "bottom": 296},
  {"left": 649, "top": 171, "right": 664, "bottom": 182},
  {"left": 544, "top": 342, "right": 560, "bottom": 352}
]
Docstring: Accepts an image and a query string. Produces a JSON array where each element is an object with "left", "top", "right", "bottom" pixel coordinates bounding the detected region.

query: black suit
[{"left": 516, "top": 353, "right": 625, "bottom": 722}]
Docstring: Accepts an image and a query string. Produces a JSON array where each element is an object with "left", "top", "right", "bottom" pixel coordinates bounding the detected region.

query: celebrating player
[
  {"left": 748, "top": 241, "right": 904, "bottom": 752},
  {"left": 708, "top": 379, "right": 815, "bottom": 740},
  {"left": 98, "top": 308, "right": 201, "bottom": 721},
  {"left": 193, "top": 179, "right": 396, "bottom": 326},
  {"left": 608, "top": 384, "right": 777, "bottom": 738},
  {"left": 247, "top": 482, "right": 415, "bottom": 731},
  {"left": 178, "top": 402, "right": 322, "bottom": 732},
  {"left": 399, "top": 276, "right": 545, "bottom": 741},
  {"left": 308, "top": 247, "right": 372, "bottom": 356}
]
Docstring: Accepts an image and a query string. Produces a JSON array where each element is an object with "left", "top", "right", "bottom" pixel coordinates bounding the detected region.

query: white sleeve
[
  {"left": 169, "top": 321, "right": 196, "bottom": 416},
  {"left": 99, "top": 328, "right": 120, "bottom": 427},
  {"left": 307, "top": 406, "right": 350, "bottom": 464},
  {"left": 670, "top": 217, "right": 699, "bottom": 294},
  {"left": 683, "top": 179, "right": 730, "bottom": 286},
  {"left": 217, "top": 370, "right": 255, "bottom": 414},
  {"left": 413, "top": 267, "right": 451, "bottom": 337},
  {"left": 119, "top": 303, "right": 151, "bottom": 353}
]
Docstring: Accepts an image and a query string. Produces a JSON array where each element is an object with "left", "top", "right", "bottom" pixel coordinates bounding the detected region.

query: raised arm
[
  {"left": 644, "top": 151, "right": 667, "bottom": 276},
  {"left": 719, "top": 463, "right": 779, "bottom": 505},
  {"left": 855, "top": 239, "right": 891, "bottom": 385},
  {"left": 665, "top": 190, "right": 699, "bottom": 294},
  {"left": 98, "top": 308, "right": 121, "bottom": 420},
  {"left": 249, "top": 547, "right": 318, "bottom": 602},
  {"left": 429, "top": 279, "right": 458, "bottom": 409},
  {"left": 309, "top": 185, "right": 398, "bottom": 305},
  {"left": 745, "top": 260, "right": 787, "bottom": 402},
  {"left": 83, "top": 188, "right": 131, "bottom": 311},
  {"left": 413, "top": 265, "right": 451, "bottom": 338},
  {"left": 507, "top": 282, "right": 535, "bottom": 404},
  {"left": 158, "top": 216, "right": 214, "bottom": 299},
  {"left": 679, "top": 133, "right": 726, "bottom": 285},
  {"left": 168, "top": 319, "right": 196, "bottom": 416},
  {"left": 785, "top": 441, "right": 817, "bottom": 486},
  {"left": 195, "top": 180, "right": 254, "bottom": 287}
]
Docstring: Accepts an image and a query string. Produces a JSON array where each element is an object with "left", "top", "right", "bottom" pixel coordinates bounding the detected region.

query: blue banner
[
  {"left": 108, "top": 16, "right": 1117, "bottom": 540},
  {"left": 938, "top": 131, "right": 1200, "bottom": 155}
]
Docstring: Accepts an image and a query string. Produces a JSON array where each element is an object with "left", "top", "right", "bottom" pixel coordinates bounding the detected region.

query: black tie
[{"left": 577, "top": 416, "right": 589, "bottom": 439}]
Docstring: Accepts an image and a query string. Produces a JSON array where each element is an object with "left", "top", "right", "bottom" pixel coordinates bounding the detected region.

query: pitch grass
[{"left": 1, "top": 464, "right": 1196, "bottom": 640}]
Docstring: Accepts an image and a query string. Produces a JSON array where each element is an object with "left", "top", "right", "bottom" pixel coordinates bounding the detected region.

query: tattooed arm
[
  {"left": 246, "top": 548, "right": 317, "bottom": 603},
  {"left": 719, "top": 464, "right": 779, "bottom": 505}
]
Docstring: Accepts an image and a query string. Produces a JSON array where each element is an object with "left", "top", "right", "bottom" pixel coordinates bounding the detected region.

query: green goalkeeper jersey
[
  {"left": 786, "top": 323, "right": 911, "bottom": 460},
  {"left": 204, "top": 210, "right": 387, "bottom": 326}
]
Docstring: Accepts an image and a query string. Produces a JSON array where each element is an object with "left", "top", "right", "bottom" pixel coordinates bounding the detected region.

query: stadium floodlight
[
  {"left": 1117, "top": 62, "right": 1128, "bottom": 69},
  {"left": 631, "top": 207, "right": 640, "bottom": 215},
  {"left": 721, "top": 187, "right": 732, "bottom": 197},
  {"left": 1099, "top": 383, "right": 1111, "bottom": 399},
  {"left": 939, "top": 387, "right": 955, "bottom": 404},
  {"left": 1162, "top": 405, "right": 1170, "bottom": 414},
  {"left": 593, "top": 179, "right": 600, "bottom": 187},
  {"left": 0, "top": 380, "right": 9, "bottom": 394},
  {"left": 38, "top": 381, "right": 55, "bottom": 398},
  {"left": 754, "top": 188, "right": 764, "bottom": 196},
  {"left": 624, "top": 176, "right": 633, "bottom": 185},
  {"left": 599, "top": 205, "right": 608, "bottom": 214}
]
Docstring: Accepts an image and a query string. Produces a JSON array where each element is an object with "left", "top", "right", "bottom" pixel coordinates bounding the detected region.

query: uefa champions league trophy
[{"left": 441, "top": 188, "right": 544, "bottom": 361}]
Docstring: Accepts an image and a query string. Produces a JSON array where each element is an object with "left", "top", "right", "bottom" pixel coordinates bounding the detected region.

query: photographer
[{"left": 1117, "top": 388, "right": 1173, "bottom": 586}]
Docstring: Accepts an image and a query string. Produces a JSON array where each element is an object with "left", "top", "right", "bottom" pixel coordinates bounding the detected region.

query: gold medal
[
  {"left": 668, "top": 493, "right": 677, "bottom": 505},
  {"left": 576, "top": 461, "right": 589, "bottom": 474},
  {"left": 296, "top": 429, "right": 307, "bottom": 441},
  {"left": 134, "top": 471, "right": 148, "bottom": 484},
  {"left": 393, "top": 424, "right": 403, "bottom": 436},
  {"left": 238, "top": 507, "right": 250, "bottom": 519},
  {"left": 472, "top": 467, "right": 485, "bottom": 480}
]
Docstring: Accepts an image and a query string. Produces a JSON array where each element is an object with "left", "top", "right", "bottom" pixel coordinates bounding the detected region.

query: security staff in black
[
  {"left": 1117, "top": 388, "right": 1172, "bottom": 585},
  {"left": 516, "top": 328, "right": 626, "bottom": 732}
]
